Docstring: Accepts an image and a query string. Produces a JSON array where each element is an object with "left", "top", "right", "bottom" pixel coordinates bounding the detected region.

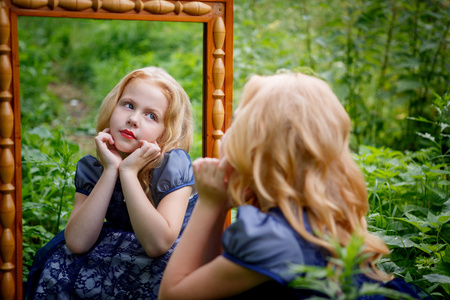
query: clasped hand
[
  {"left": 192, "top": 157, "right": 233, "bottom": 209},
  {"left": 95, "top": 128, "right": 161, "bottom": 173}
]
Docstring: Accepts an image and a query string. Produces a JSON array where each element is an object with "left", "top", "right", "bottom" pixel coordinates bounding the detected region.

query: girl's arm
[
  {"left": 64, "top": 169, "right": 118, "bottom": 254},
  {"left": 159, "top": 158, "right": 271, "bottom": 300},
  {"left": 65, "top": 129, "right": 122, "bottom": 254},
  {"left": 119, "top": 141, "right": 191, "bottom": 257}
]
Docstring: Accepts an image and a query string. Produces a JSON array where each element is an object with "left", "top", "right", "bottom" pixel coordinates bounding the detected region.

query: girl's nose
[{"left": 127, "top": 114, "right": 138, "bottom": 127}]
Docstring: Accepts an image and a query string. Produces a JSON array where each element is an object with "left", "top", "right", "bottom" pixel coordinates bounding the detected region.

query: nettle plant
[
  {"left": 21, "top": 125, "right": 79, "bottom": 280},
  {"left": 359, "top": 93, "right": 450, "bottom": 299},
  {"left": 289, "top": 234, "right": 419, "bottom": 300}
]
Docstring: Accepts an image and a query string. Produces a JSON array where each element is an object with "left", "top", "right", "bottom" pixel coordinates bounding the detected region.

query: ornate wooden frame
[{"left": 0, "top": 0, "right": 233, "bottom": 298}]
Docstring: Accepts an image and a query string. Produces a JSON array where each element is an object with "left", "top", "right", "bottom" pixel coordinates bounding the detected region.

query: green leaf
[
  {"left": 359, "top": 283, "right": 418, "bottom": 300},
  {"left": 423, "top": 274, "right": 450, "bottom": 284},
  {"left": 444, "top": 199, "right": 450, "bottom": 211},
  {"left": 405, "top": 272, "right": 413, "bottom": 283},
  {"left": 416, "top": 243, "right": 446, "bottom": 254},
  {"left": 438, "top": 215, "right": 450, "bottom": 223},
  {"left": 378, "top": 234, "right": 417, "bottom": 248},
  {"left": 419, "top": 41, "right": 439, "bottom": 52},
  {"left": 441, "top": 222, "right": 450, "bottom": 244},
  {"left": 416, "top": 132, "right": 436, "bottom": 143},
  {"left": 396, "top": 79, "right": 423, "bottom": 92},
  {"left": 440, "top": 122, "right": 449, "bottom": 133},
  {"left": 426, "top": 186, "right": 447, "bottom": 200},
  {"left": 400, "top": 165, "right": 425, "bottom": 179},
  {"left": 28, "top": 125, "right": 55, "bottom": 140},
  {"left": 407, "top": 116, "right": 435, "bottom": 124},
  {"left": 431, "top": 169, "right": 450, "bottom": 175},
  {"left": 443, "top": 247, "right": 450, "bottom": 264}
]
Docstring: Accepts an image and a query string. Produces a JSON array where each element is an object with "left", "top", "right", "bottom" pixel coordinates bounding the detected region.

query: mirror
[
  {"left": 0, "top": 0, "right": 233, "bottom": 298},
  {"left": 18, "top": 15, "right": 204, "bottom": 283}
]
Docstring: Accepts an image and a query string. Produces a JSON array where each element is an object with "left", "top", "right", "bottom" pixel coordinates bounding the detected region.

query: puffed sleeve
[
  {"left": 221, "top": 205, "right": 306, "bottom": 285},
  {"left": 74, "top": 155, "right": 103, "bottom": 196},
  {"left": 150, "top": 149, "right": 195, "bottom": 206}
]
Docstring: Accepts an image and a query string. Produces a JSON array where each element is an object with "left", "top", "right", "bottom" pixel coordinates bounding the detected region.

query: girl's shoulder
[
  {"left": 222, "top": 205, "right": 327, "bottom": 285},
  {"left": 157, "top": 149, "right": 192, "bottom": 170},
  {"left": 76, "top": 155, "right": 102, "bottom": 171},
  {"left": 74, "top": 155, "right": 103, "bottom": 195},
  {"left": 150, "top": 149, "right": 195, "bottom": 204},
  {"left": 222, "top": 206, "right": 306, "bottom": 259}
]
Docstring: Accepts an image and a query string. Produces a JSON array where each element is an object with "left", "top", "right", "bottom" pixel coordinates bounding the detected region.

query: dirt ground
[{"left": 49, "top": 82, "right": 96, "bottom": 156}]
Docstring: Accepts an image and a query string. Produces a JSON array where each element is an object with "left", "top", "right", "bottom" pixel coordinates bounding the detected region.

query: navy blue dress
[
  {"left": 222, "top": 205, "right": 425, "bottom": 300},
  {"left": 26, "top": 149, "right": 197, "bottom": 300}
]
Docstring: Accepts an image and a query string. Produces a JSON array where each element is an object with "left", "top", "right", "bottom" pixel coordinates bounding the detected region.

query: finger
[
  {"left": 218, "top": 157, "right": 229, "bottom": 170},
  {"left": 137, "top": 141, "right": 158, "bottom": 158},
  {"left": 148, "top": 141, "right": 161, "bottom": 153},
  {"left": 140, "top": 140, "right": 160, "bottom": 151},
  {"left": 144, "top": 147, "right": 160, "bottom": 158},
  {"left": 219, "top": 158, "right": 234, "bottom": 183},
  {"left": 192, "top": 158, "right": 204, "bottom": 175},
  {"left": 96, "top": 131, "right": 114, "bottom": 144},
  {"left": 213, "top": 159, "right": 227, "bottom": 182},
  {"left": 197, "top": 158, "right": 220, "bottom": 180}
]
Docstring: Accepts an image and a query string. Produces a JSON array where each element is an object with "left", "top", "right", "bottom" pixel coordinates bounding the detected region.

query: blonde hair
[
  {"left": 96, "top": 67, "right": 193, "bottom": 204},
  {"left": 224, "top": 72, "right": 392, "bottom": 281}
]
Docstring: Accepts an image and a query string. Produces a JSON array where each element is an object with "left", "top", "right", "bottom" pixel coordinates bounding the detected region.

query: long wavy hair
[
  {"left": 96, "top": 67, "right": 193, "bottom": 205},
  {"left": 224, "top": 72, "right": 392, "bottom": 281}
]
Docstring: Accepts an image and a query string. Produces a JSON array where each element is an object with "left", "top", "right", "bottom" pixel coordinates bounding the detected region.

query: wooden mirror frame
[{"left": 0, "top": 0, "right": 233, "bottom": 298}]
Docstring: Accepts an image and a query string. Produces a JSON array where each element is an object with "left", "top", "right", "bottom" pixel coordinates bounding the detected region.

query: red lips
[{"left": 120, "top": 129, "right": 136, "bottom": 139}]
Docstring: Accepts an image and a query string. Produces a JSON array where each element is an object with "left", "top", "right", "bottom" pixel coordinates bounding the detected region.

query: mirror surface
[{"left": 18, "top": 16, "right": 203, "bottom": 280}]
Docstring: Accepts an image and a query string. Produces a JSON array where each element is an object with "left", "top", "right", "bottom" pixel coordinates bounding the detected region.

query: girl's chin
[{"left": 116, "top": 147, "right": 135, "bottom": 158}]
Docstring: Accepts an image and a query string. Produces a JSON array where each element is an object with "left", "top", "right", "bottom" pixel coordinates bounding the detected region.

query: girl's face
[{"left": 109, "top": 78, "right": 168, "bottom": 155}]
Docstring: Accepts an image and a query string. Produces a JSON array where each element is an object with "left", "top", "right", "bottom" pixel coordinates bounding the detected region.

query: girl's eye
[
  {"left": 124, "top": 103, "right": 133, "bottom": 109},
  {"left": 145, "top": 112, "right": 157, "bottom": 121}
]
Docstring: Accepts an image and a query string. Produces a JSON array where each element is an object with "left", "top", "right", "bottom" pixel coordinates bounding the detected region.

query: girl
[
  {"left": 26, "top": 67, "right": 197, "bottom": 299},
  {"left": 159, "top": 72, "right": 424, "bottom": 299}
]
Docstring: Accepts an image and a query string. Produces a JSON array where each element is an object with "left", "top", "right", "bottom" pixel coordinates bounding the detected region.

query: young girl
[
  {"left": 26, "top": 67, "right": 197, "bottom": 299},
  {"left": 159, "top": 72, "right": 425, "bottom": 299}
]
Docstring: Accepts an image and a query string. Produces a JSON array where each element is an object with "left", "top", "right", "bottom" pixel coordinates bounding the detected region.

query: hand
[
  {"left": 119, "top": 140, "right": 161, "bottom": 174},
  {"left": 95, "top": 128, "right": 122, "bottom": 170},
  {"left": 192, "top": 157, "right": 233, "bottom": 208}
]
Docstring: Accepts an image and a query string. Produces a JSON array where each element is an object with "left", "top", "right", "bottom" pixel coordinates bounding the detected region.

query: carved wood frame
[{"left": 0, "top": 0, "right": 233, "bottom": 298}]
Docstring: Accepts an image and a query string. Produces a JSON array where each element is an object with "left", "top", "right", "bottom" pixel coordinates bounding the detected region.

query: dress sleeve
[
  {"left": 150, "top": 149, "right": 195, "bottom": 206},
  {"left": 74, "top": 155, "right": 103, "bottom": 196},
  {"left": 221, "top": 205, "right": 305, "bottom": 285}
]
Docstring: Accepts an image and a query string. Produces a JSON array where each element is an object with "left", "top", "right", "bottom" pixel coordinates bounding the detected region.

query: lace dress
[
  {"left": 26, "top": 149, "right": 197, "bottom": 300},
  {"left": 221, "top": 205, "right": 426, "bottom": 300}
]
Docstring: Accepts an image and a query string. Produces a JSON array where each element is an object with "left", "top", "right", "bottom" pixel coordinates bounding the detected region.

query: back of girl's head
[
  {"left": 225, "top": 72, "right": 355, "bottom": 210},
  {"left": 225, "top": 72, "right": 391, "bottom": 280},
  {"left": 96, "top": 67, "right": 193, "bottom": 153}
]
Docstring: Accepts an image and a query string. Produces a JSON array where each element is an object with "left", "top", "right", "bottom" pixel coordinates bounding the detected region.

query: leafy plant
[
  {"left": 358, "top": 94, "right": 450, "bottom": 299},
  {"left": 289, "top": 233, "right": 418, "bottom": 299},
  {"left": 21, "top": 125, "right": 79, "bottom": 280}
]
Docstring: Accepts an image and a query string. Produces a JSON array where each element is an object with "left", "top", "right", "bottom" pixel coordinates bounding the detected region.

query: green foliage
[
  {"left": 234, "top": 0, "right": 449, "bottom": 151},
  {"left": 290, "top": 234, "right": 418, "bottom": 299},
  {"left": 356, "top": 95, "right": 450, "bottom": 298},
  {"left": 360, "top": 143, "right": 450, "bottom": 298},
  {"left": 21, "top": 125, "right": 79, "bottom": 279}
]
